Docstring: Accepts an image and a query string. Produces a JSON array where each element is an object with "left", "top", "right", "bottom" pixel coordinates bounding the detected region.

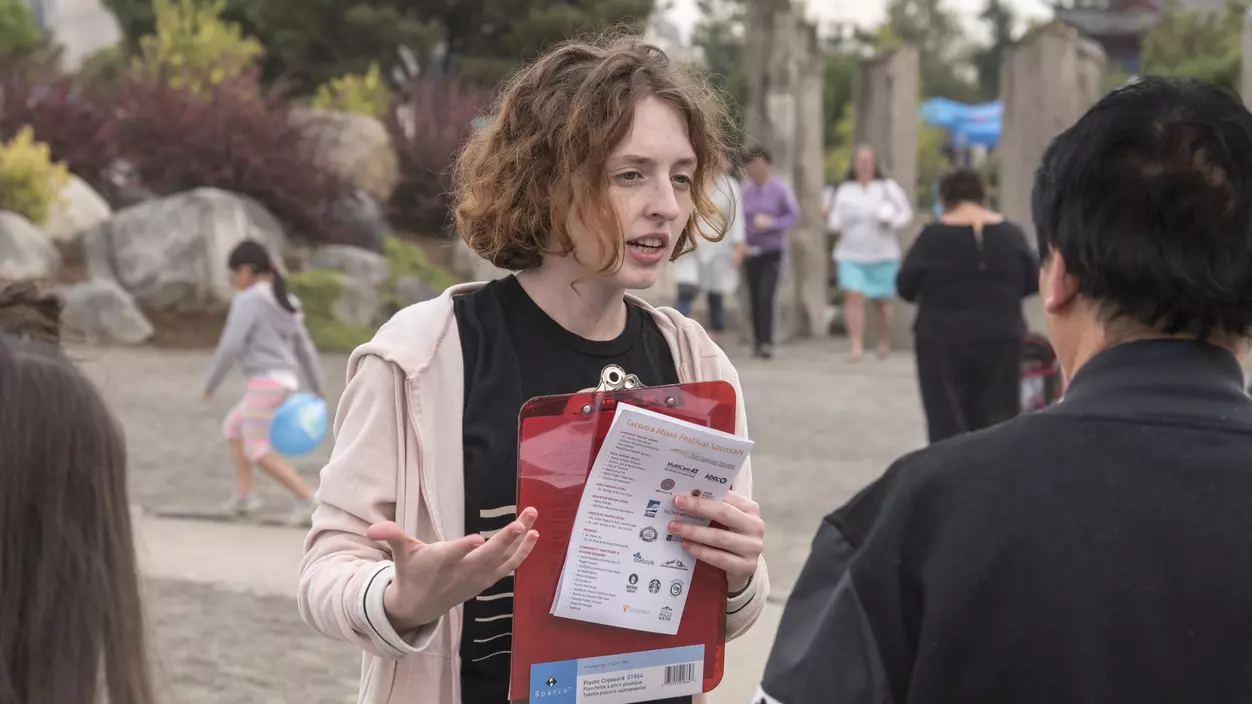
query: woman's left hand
[{"left": 668, "top": 490, "right": 764, "bottom": 593}]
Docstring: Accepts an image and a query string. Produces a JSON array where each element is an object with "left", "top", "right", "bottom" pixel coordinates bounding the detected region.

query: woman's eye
[
  {"left": 616, "top": 171, "right": 643, "bottom": 183},
  {"left": 673, "top": 174, "right": 693, "bottom": 189}
]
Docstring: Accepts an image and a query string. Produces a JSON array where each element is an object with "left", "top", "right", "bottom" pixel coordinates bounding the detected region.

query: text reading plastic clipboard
[{"left": 509, "top": 381, "right": 738, "bottom": 703}]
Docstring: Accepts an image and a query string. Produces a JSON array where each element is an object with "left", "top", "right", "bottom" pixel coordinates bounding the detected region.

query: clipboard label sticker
[{"left": 528, "top": 644, "right": 704, "bottom": 704}]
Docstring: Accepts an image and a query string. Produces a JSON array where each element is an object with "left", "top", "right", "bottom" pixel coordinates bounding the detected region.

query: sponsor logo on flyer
[
  {"left": 659, "top": 606, "right": 673, "bottom": 621},
  {"left": 660, "top": 478, "right": 676, "bottom": 491},
  {"left": 704, "top": 473, "right": 728, "bottom": 484},
  {"left": 649, "top": 578, "right": 662, "bottom": 594},
  {"left": 633, "top": 552, "right": 655, "bottom": 565},
  {"left": 622, "top": 604, "right": 651, "bottom": 616},
  {"left": 644, "top": 499, "right": 661, "bottom": 518},
  {"left": 639, "top": 526, "right": 658, "bottom": 543},
  {"left": 665, "top": 461, "right": 699, "bottom": 476},
  {"left": 670, "top": 580, "right": 684, "bottom": 597},
  {"left": 662, "top": 558, "right": 688, "bottom": 570}
]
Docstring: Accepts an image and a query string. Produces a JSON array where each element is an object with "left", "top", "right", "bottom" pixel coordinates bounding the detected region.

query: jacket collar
[
  {"left": 1046, "top": 339, "right": 1252, "bottom": 428},
  {"left": 348, "top": 280, "right": 716, "bottom": 383}
]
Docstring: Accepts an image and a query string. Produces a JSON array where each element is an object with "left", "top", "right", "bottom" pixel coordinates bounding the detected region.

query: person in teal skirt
[{"left": 827, "top": 145, "right": 914, "bottom": 361}]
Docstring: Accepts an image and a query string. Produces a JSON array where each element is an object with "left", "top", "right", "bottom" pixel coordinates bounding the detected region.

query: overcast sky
[{"left": 665, "top": 0, "right": 1055, "bottom": 42}]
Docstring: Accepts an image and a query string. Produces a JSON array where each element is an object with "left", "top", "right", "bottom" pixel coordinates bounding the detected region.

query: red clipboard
[{"left": 509, "top": 381, "right": 738, "bottom": 702}]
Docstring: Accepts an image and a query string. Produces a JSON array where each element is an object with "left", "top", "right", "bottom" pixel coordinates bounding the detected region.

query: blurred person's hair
[
  {"left": 453, "top": 34, "right": 733, "bottom": 272},
  {"left": 744, "top": 145, "right": 772, "bottom": 164},
  {"left": 939, "top": 167, "right": 988, "bottom": 209},
  {"left": 0, "top": 281, "right": 63, "bottom": 345},
  {"left": 1032, "top": 76, "right": 1252, "bottom": 340},
  {"left": 843, "top": 143, "right": 885, "bottom": 182},
  {"left": 0, "top": 334, "right": 154, "bottom": 704}
]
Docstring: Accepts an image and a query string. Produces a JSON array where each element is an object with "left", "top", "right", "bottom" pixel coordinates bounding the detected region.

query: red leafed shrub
[
  {"left": 107, "top": 69, "right": 352, "bottom": 244},
  {"left": 0, "top": 55, "right": 118, "bottom": 187},
  {"left": 385, "top": 76, "right": 493, "bottom": 237}
]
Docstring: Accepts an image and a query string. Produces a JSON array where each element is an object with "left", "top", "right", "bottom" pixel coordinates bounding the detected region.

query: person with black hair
[
  {"left": 897, "top": 167, "right": 1039, "bottom": 443},
  {"left": 740, "top": 145, "right": 800, "bottom": 358},
  {"left": 204, "top": 239, "right": 324, "bottom": 526},
  {"left": 756, "top": 76, "right": 1252, "bottom": 703}
]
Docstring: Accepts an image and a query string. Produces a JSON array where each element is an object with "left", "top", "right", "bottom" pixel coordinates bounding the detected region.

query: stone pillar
[
  {"left": 999, "top": 21, "right": 1106, "bottom": 248},
  {"left": 740, "top": 0, "right": 827, "bottom": 342},
  {"left": 1242, "top": 7, "right": 1252, "bottom": 109},
  {"left": 852, "top": 45, "right": 920, "bottom": 350}
]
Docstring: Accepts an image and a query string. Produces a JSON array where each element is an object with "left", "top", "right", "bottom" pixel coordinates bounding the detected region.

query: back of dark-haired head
[
  {"left": 939, "top": 167, "right": 987, "bottom": 208},
  {"left": 227, "top": 240, "right": 296, "bottom": 314},
  {"left": 744, "top": 145, "right": 771, "bottom": 164},
  {"left": 0, "top": 281, "right": 62, "bottom": 344},
  {"left": 1032, "top": 76, "right": 1252, "bottom": 340},
  {"left": 0, "top": 335, "right": 154, "bottom": 704}
]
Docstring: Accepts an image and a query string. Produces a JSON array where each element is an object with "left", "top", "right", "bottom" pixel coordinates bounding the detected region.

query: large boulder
[
  {"left": 330, "top": 189, "right": 390, "bottom": 252},
  {"left": 44, "top": 175, "right": 112, "bottom": 244},
  {"left": 294, "top": 108, "right": 400, "bottom": 203},
  {"left": 81, "top": 188, "right": 286, "bottom": 310},
  {"left": 0, "top": 211, "right": 60, "bottom": 281},
  {"left": 309, "top": 243, "right": 389, "bottom": 287},
  {"left": 59, "top": 279, "right": 154, "bottom": 345}
]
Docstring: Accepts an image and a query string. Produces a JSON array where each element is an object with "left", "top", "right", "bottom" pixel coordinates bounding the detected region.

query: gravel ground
[{"left": 144, "top": 579, "right": 360, "bottom": 704}]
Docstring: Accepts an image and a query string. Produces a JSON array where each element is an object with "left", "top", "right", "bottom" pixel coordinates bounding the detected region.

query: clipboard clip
[{"left": 595, "top": 364, "right": 642, "bottom": 392}]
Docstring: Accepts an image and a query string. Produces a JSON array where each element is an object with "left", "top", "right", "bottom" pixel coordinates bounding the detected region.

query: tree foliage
[
  {"left": 973, "top": 0, "right": 1017, "bottom": 100},
  {"left": 424, "top": 0, "right": 655, "bottom": 86},
  {"left": 1140, "top": 0, "right": 1245, "bottom": 93},
  {"left": 882, "top": 0, "right": 979, "bottom": 102},
  {"left": 0, "top": 0, "right": 45, "bottom": 58}
]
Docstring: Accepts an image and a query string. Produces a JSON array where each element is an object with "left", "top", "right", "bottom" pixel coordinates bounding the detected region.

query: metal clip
[{"left": 595, "top": 364, "right": 645, "bottom": 392}]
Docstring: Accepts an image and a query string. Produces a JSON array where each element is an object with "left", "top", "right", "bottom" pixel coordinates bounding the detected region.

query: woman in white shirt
[
  {"left": 673, "top": 162, "right": 747, "bottom": 341},
  {"left": 828, "top": 145, "right": 914, "bottom": 362}
]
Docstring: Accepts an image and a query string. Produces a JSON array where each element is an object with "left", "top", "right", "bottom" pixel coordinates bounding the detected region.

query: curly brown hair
[{"left": 453, "top": 35, "right": 733, "bottom": 272}]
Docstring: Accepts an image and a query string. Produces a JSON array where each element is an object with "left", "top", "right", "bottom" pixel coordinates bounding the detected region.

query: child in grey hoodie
[{"left": 203, "top": 240, "right": 324, "bottom": 526}]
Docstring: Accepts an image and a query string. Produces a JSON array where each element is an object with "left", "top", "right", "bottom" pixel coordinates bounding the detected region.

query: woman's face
[
  {"left": 855, "top": 148, "right": 876, "bottom": 182},
  {"left": 566, "top": 95, "right": 697, "bottom": 292}
]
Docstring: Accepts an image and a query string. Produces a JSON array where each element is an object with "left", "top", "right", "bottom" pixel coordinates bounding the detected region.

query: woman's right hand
[{"left": 367, "top": 508, "right": 540, "bottom": 632}]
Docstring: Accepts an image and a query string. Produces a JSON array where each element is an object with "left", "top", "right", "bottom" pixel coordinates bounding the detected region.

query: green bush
[
  {"left": 134, "top": 0, "right": 264, "bottom": 96},
  {"left": 0, "top": 126, "right": 68, "bottom": 226},
  {"left": 383, "top": 236, "right": 459, "bottom": 294},
  {"left": 287, "top": 269, "right": 374, "bottom": 352},
  {"left": 311, "top": 62, "right": 393, "bottom": 119}
]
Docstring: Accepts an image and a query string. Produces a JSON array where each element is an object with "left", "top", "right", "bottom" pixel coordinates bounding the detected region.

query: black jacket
[
  {"left": 896, "top": 221, "right": 1039, "bottom": 342},
  {"left": 758, "top": 340, "right": 1252, "bottom": 704}
]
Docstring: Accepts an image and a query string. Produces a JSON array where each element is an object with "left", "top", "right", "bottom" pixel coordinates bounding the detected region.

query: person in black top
[
  {"left": 324, "top": 38, "right": 769, "bottom": 704},
  {"left": 896, "top": 167, "right": 1039, "bottom": 443},
  {"left": 756, "top": 77, "right": 1252, "bottom": 704}
]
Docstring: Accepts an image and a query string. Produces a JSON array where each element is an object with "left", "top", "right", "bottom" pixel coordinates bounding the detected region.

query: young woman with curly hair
[{"left": 298, "top": 36, "right": 770, "bottom": 704}]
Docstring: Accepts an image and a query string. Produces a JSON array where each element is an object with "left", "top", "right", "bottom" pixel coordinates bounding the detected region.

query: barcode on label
[{"left": 664, "top": 662, "right": 696, "bottom": 686}]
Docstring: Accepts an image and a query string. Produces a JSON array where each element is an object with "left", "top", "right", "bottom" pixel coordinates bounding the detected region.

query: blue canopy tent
[{"left": 920, "top": 98, "right": 1002, "bottom": 148}]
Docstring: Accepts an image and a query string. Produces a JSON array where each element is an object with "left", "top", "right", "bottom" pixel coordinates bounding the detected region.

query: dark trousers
[
  {"left": 744, "top": 251, "right": 783, "bottom": 348},
  {"left": 675, "top": 284, "right": 726, "bottom": 331},
  {"left": 916, "top": 338, "right": 1022, "bottom": 444}
]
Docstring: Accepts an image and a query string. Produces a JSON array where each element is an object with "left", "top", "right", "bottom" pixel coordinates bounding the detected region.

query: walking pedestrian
[
  {"left": 827, "top": 145, "right": 913, "bottom": 361},
  {"left": 673, "top": 155, "right": 747, "bottom": 342},
  {"left": 203, "top": 240, "right": 324, "bottom": 526},
  {"left": 740, "top": 146, "right": 800, "bottom": 359},
  {"left": 897, "top": 167, "right": 1039, "bottom": 443},
  {"left": 0, "top": 284, "right": 155, "bottom": 704},
  {"left": 756, "top": 76, "right": 1252, "bottom": 704},
  {"left": 298, "top": 36, "right": 769, "bottom": 704}
]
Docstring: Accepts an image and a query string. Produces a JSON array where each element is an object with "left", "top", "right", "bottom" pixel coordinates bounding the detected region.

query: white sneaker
[
  {"left": 285, "top": 500, "right": 315, "bottom": 527},
  {"left": 222, "top": 493, "right": 263, "bottom": 517}
]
